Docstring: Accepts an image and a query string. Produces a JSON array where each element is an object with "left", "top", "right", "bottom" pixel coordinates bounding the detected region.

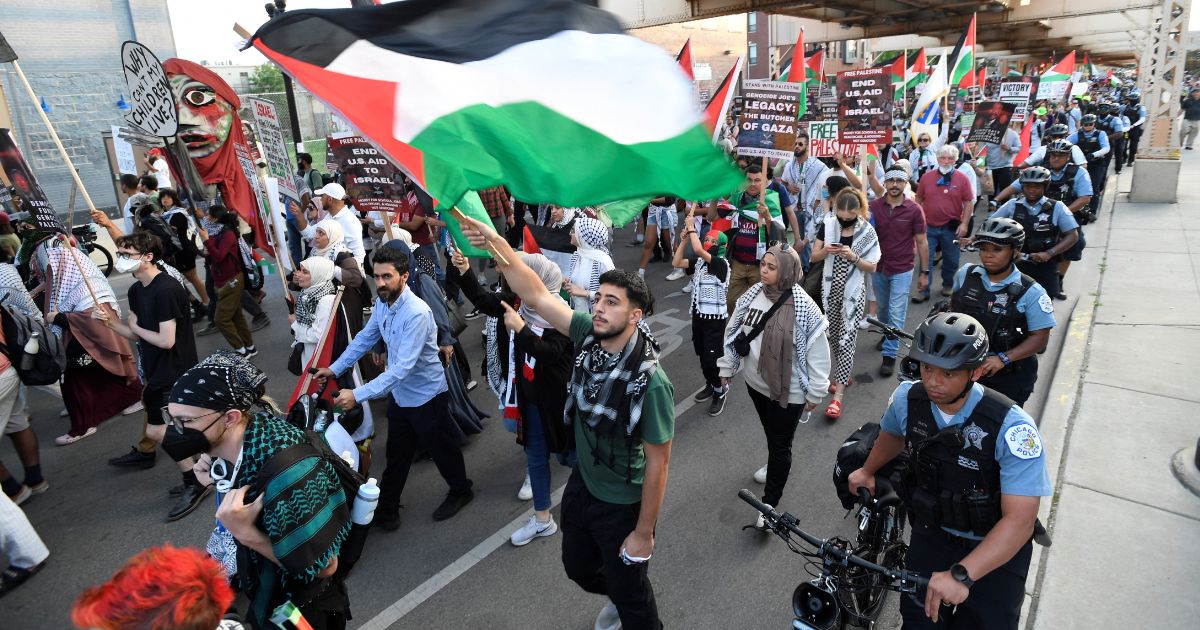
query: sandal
[
  {"left": 0, "top": 559, "right": 46, "bottom": 598},
  {"left": 54, "top": 427, "right": 97, "bottom": 446},
  {"left": 825, "top": 400, "right": 843, "bottom": 419}
]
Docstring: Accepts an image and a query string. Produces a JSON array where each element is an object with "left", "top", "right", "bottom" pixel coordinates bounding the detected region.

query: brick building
[
  {"left": 630, "top": 15, "right": 746, "bottom": 105},
  {"left": 0, "top": 0, "right": 176, "bottom": 215},
  {"left": 745, "top": 11, "right": 868, "bottom": 81}
]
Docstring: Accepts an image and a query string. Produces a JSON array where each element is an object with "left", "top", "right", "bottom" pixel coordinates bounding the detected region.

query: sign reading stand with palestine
[
  {"left": 119, "top": 41, "right": 177, "bottom": 137},
  {"left": 736, "top": 79, "right": 805, "bottom": 160},
  {"left": 248, "top": 97, "right": 300, "bottom": 206},
  {"left": 835, "top": 68, "right": 893, "bottom": 145}
]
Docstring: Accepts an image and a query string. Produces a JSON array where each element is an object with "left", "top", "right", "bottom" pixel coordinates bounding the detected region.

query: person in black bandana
[
  {"left": 163, "top": 351, "right": 352, "bottom": 629},
  {"left": 462, "top": 217, "right": 674, "bottom": 630}
]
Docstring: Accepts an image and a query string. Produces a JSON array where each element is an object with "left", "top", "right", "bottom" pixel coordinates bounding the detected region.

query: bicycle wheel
[{"left": 87, "top": 243, "right": 114, "bottom": 277}]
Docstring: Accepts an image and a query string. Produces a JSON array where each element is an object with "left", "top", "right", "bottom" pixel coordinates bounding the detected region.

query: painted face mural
[{"left": 169, "top": 74, "right": 234, "bottom": 159}]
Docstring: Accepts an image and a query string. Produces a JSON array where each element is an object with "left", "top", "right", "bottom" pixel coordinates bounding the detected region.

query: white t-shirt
[{"left": 152, "top": 160, "right": 172, "bottom": 189}]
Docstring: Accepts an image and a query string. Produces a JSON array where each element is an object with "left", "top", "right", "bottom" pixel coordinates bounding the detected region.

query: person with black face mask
[{"left": 162, "top": 350, "right": 352, "bottom": 629}]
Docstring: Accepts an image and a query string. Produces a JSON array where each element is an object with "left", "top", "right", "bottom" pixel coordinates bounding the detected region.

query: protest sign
[
  {"left": 111, "top": 125, "right": 138, "bottom": 175},
  {"left": 234, "top": 142, "right": 270, "bottom": 226},
  {"left": 965, "top": 87, "right": 984, "bottom": 104},
  {"left": 999, "top": 80, "right": 1033, "bottom": 122},
  {"left": 326, "top": 135, "right": 407, "bottom": 219},
  {"left": 0, "top": 129, "right": 64, "bottom": 231},
  {"left": 248, "top": 97, "right": 300, "bottom": 205},
  {"left": 120, "top": 41, "right": 177, "bottom": 137},
  {"left": 807, "top": 121, "right": 857, "bottom": 158},
  {"left": 736, "top": 79, "right": 805, "bottom": 159},
  {"left": 1036, "top": 80, "right": 1070, "bottom": 102},
  {"left": 836, "top": 68, "right": 893, "bottom": 145},
  {"left": 965, "top": 101, "right": 1015, "bottom": 144}
]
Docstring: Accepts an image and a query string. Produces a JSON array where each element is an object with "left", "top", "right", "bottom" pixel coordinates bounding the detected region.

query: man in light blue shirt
[
  {"left": 981, "top": 125, "right": 1022, "bottom": 199},
  {"left": 317, "top": 245, "right": 473, "bottom": 530}
]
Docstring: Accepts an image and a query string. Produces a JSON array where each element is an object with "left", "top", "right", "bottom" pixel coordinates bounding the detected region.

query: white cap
[{"left": 313, "top": 182, "right": 346, "bottom": 198}]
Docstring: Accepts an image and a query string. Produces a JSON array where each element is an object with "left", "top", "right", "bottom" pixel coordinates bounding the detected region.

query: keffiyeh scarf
[
  {"left": 565, "top": 320, "right": 661, "bottom": 438},
  {"left": 567, "top": 217, "right": 614, "bottom": 312},
  {"left": 0, "top": 262, "right": 43, "bottom": 323}
]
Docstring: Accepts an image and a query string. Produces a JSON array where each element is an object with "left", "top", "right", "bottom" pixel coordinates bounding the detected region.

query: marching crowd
[{"left": 0, "top": 78, "right": 1137, "bottom": 630}]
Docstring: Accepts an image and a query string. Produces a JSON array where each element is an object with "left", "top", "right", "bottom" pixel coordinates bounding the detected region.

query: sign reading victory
[
  {"left": 835, "top": 68, "right": 893, "bottom": 145},
  {"left": 736, "top": 79, "right": 805, "bottom": 160},
  {"left": 998, "top": 79, "right": 1034, "bottom": 122}
]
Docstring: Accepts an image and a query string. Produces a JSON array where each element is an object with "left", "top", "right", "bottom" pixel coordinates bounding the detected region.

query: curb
[{"left": 1170, "top": 447, "right": 1200, "bottom": 498}]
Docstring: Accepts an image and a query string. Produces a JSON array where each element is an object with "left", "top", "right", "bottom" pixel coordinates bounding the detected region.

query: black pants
[
  {"left": 507, "top": 203, "right": 527, "bottom": 250},
  {"left": 979, "top": 356, "right": 1038, "bottom": 407},
  {"left": 204, "top": 263, "right": 264, "bottom": 322},
  {"left": 1112, "top": 137, "right": 1126, "bottom": 172},
  {"left": 1126, "top": 128, "right": 1143, "bottom": 165},
  {"left": 990, "top": 167, "right": 1014, "bottom": 199},
  {"left": 560, "top": 471, "right": 662, "bottom": 630},
  {"left": 1016, "top": 259, "right": 1058, "bottom": 298},
  {"left": 900, "top": 527, "right": 1032, "bottom": 630},
  {"left": 747, "top": 385, "right": 804, "bottom": 507},
  {"left": 1086, "top": 161, "right": 1108, "bottom": 214},
  {"left": 378, "top": 393, "right": 472, "bottom": 517},
  {"left": 691, "top": 314, "right": 726, "bottom": 392}
]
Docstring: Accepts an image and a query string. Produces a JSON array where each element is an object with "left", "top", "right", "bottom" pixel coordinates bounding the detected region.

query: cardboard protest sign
[
  {"left": 326, "top": 135, "right": 407, "bottom": 219},
  {"left": 817, "top": 86, "right": 838, "bottom": 120},
  {"left": 807, "top": 121, "right": 857, "bottom": 158},
  {"left": 836, "top": 68, "right": 893, "bottom": 145},
  {"left": 247, "top": 97, "right": 300, "bottom": 205},
  {"left": 1036, "top": 80, "right": 1070, "bottom": 102},
  {"left": 0, "top": 129, "right": 65, "bottom": 232},
  {"left": 999, "top": 79, "right": 1034, "bottom": 122},
  {"left": 965, "top": 102, "right": 1015, "bottom": 145},
  {"left": 234, "top": 142, "right": 271, "bottom": 227},
  {"left": 120, "top": 41, "right": 177, "bottom": 137},
  {"left": 736, "top": 79, "right": 805, "bottom": 159}
]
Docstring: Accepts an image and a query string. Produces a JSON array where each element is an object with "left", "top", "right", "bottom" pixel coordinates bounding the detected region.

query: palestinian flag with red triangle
[
  {"left": 948, "top": 14, "right": 976, "bottom": 88},
  {"left": 1042, "top": 51, "right": 1075, "bottom": 83},
  {"left": 677, "top": 38, "right": 693, "bottom": 80},
  {"left": 704, "top": 57, "right": 743, "bottom": 139},
  {"left": 246, "top": 0, "right": 740, "bottom": 211},
  {"left": 905, "top": 49, "right": 927, "bottom": 90}
]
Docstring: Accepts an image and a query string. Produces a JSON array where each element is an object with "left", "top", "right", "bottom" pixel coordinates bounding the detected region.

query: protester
[
  {"left": 725, "top": 164, "right": 785, "bottom": 309},
  {"left": 913, "top": 144, "right": 974, "bottom": 302},
  {"left": 0, "top": 491, "right": 48, "bottom": 597},
  {"left": 810, "top": 189, "right": 880, "bottom": 419},
  {"left": 290, "top": 257, "right": 338, "bottom": 369},
  {"left": 564, "top": 215, "right": 615, "bottom": 313},
  {"left": 637, "top": 196, "right": 678, "bottom": 279},
  {"left": 980, "top": 123, "right": 1022, "bottom": 202},
  {"left": 463, "top": 215, "right": 674, "bottom": 630},
  {"left": 315, "top": 245, "right": 474, "bottom": 530},
  {"left": 673, "top": 205, "right": 731, "bottom": 415},
  {"left": 202, "top": 205, "right": 256, "bottom": 357},
  {"left": 163, "top": 351, "right": 351, "bottom": 627},
  {"left": 0, "top": 213, "right": 19, "bottom": 259},
  {"left": 298, "top": 183, "right": 366, "bottom": 264},
  {"left": 449, "top": 250, "right": 574, "bottom": 545},
  {"left": 146, "top": 153, "right": 172, "bottom": 190},
  {"left": 474, "top": 186, "right": 513, "bottom": 283},
  {"left": 907, "top": 132, "right": 939, "bottom": 184},
  {"left": 159, "top": 188, "right": 208, "bottom": 320},
  {"left": 869, "top": 169, "right": 929, "bottom": 376},
  {"left": 72, "top": 545, "right": 239, "bottom": 630},
  {"left": 309, "top": 219, "right": 371, "bottom": 342},
  {"left": 117, "top": 174, "right": 149, "bottom": 236},
  {"left": 718, "top": 244, "right": 829, "bottom": 523}
]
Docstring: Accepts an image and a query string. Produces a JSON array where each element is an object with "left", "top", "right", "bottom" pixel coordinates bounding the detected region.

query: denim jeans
[
  {"left": 926, "top": 224, "right": 961, "bottom": 291},
  {"left": 285, "top": 216, "right": 305, "bottom": 270},
  {"left": 872, "top": 270, "right": 914, "bottom": 358},
  {"left": 522, "top": 404, "right": 553, "bottom": 511}
]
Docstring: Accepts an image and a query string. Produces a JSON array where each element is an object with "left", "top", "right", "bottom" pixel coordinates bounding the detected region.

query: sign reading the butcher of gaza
[
  {"left": 836, "top": 68, "right": 893, "bottom": 145},
  {"left": 736, "top": 79, "right": 805, "bottom": 160},
  {"left": 120, "top": 41, "right": 178, "bottom": 137}
]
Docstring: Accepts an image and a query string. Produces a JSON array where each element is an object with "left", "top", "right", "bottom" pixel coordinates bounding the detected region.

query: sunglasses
[{"left": 161, "top": 406, "right": 225, "bottom": 434}]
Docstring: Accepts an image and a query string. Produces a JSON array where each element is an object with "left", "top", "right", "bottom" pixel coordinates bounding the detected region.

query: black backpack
[
  {"left": 0, "top": 300, "right": 66, "bottom": 386},
  {"left": 831, "top": 422, "right": 910, "bottom": 511},
  {"left": 138, "top": 214, "right": 183, "bottom": 259}
]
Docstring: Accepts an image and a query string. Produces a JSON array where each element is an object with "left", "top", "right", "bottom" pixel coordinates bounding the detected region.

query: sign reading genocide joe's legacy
[
  {"left": 735, "top": 79, "right": 806, "bottom": 160},
  {"left": 120, "top": 41, "right": 178, "bottom": 137},
  {"left": 835, "top": 68, "right": 893, "bottom": 145},
  {"left": 248, "top": 97, "right": 300, "bottom": 206}
]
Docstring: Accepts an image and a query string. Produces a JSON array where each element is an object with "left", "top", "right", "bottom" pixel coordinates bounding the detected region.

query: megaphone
[{"left": 791, "top": 581, "right": 840, "bottom": 630}]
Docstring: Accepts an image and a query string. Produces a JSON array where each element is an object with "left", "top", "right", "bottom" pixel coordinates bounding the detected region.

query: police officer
[
  {"left": 987, "top": 165, "right": 1080, "bottom": 300},
  {"left": 1123, "top": 92, "right": 1147, "bottom": 167},
  {"left": 1013, "top": 123, "right": 1086, "bottom": 169},
  {"left": 1095, "top": 102, "right": 1126, "bottom": 175},
  {"left": 847, "top": 313, "right": 1050, "bottom": 630},
  {"left": 1068, "top": 114, "right": 1111, "bottom": 219},
  {"left": 951, "top": 219, "right": 1057, "bottom": 406}
]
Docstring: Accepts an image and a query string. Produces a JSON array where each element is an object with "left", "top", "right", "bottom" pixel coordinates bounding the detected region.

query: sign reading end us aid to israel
[
  {"left": 120, "top": 41, "right": 177, "bottom": 137},
  {"left": 248, "top": 97, "right": 300, "bottom": 205},
  {"left": 736, "top": 79, "right": 805, "bottom": 160},
  {"left": 836, "top": 68, "right": 893, "bottom": 145}
]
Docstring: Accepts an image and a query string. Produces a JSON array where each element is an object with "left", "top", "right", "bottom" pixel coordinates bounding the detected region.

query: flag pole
[
  {"left": 295, "top": 286, "right": 346, "bottom": 401},
  {"left": 450, "top": 206, "right": 509, "bottom": 265}
]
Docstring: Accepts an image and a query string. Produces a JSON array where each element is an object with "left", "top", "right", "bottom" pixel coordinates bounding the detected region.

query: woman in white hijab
[
  {"left": 289, "top": 257, "right": 338, "bottom": 369},
  {"left": 562, "top": 216, "right": 614, "bottom": 312}
]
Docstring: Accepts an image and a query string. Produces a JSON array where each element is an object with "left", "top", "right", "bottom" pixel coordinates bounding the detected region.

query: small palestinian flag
[
  {"left": 1042, "top": 51, "right": 1075, "bottom": 83},
  {"left": 247, "top": 0, "right": 740, "bottom": 214},
  {"left": 677, "top": 38, "right": 694, "bottom": 81},
  {"left": 948, "top": 14, "right": 976, "bottom": 88},
  {"left": 905, "top": 49, "right": 927, "bottom": 90}
]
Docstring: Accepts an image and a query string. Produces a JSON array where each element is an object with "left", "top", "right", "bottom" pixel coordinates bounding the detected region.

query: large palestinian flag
[
  {"left": 905, "top": 49, "right": 927, "bottom": 90},
  {"left": 948, "top": 14, "right": 976, "bottom": 88},
  {"left": 246, "top": 0, "right": 740, "bottom": 211}
]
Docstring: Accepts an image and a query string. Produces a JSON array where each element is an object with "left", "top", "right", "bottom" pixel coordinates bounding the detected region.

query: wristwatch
[
  {"left": 950, "top": 563, "right": 974, "bottom": 588},
  {"left": 997, "top": 352, "right": 1011, "bottom": 367}
]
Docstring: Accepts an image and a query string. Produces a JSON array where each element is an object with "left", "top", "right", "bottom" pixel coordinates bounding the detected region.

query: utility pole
[{"left": 264, "top": 1, "right": 305, "bottom": 154}]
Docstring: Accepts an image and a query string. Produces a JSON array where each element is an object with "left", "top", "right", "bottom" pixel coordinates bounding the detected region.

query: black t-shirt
[
  {"left": 165, "top": 210, "right": 199, "bottom": 256},
  {"left": 128, "top": 272, "right": 198, "bottom": 388}
]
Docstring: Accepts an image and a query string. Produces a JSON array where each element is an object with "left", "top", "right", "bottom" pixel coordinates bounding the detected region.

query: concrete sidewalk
[{"left": 1024, "top": 153, "right": 1200, "bottom": 629}]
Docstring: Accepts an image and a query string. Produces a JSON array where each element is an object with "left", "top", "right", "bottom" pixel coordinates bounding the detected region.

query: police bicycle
[
  {"left": 740, "top": 489, "right": 926, "bottom": 630},
  {"left": 865, "top": 317, "right": 920, "bottom": 382}
]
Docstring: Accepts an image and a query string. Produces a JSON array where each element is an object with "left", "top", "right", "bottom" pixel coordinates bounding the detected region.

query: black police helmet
[
  {"left": 1020, "top": 166, "right": 1052, "bottom": 184},
  {"left": 972, "top": 217, "right": 1025, "bottom": 251},
  {"left": 1081, "top": 113, "right": 1098, "bottom": 125},
  {"left": 909, "top": 313, "right": 989, "bottom": 371},
  {"left": 1097, "top": 103, "right": 1112, "bottom": 114},
  {"left": 1045, "top": 139, "right": 1074, "bottom": 155},
  {"left": 1047, "top": 123, "right": 1070, "bottom": 137}
]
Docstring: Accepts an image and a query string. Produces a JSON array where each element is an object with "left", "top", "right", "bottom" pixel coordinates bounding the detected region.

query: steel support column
[{"left": 1130, "top": 0, "right": 1189, "bottom": 202}]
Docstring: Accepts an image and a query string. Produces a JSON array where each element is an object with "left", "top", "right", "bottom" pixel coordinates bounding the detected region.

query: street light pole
[{"left": 265, "top": 1, "right": 305, "bottom": 154}]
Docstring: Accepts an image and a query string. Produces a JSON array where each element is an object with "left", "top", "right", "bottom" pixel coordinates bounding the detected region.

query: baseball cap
[{"left": 313, "top": 182, "right": 347, "bottom": 198}]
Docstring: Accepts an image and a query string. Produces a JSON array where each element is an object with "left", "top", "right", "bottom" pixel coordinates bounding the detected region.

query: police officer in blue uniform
[
  {"left": 951, "top": 219, "right": 1056, "bottom": 406},
  {"left": 989, "top": 166, "right": 1080, "bottom": 300},
  {"left": 1068, "top": 114, "right": 1111, "bottom": 219},
  {"left": 1094, "top": 102, "right": 1126, "bottom": 176},
  {"left": 848, "top": 313, "right": 1051, "bottom": 630},
  {"left": 1123, "top": 92, "right": 1147, "bottom": 167}
]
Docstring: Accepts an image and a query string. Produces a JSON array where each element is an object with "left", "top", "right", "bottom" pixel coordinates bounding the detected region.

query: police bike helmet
[
  {"left": 1081, "top": 113, "right": 1098, "bottom": 125},
  {"left": 1045, "top": 139, "right": 1074, "bottom": 155},
  {"left": 908, "top": 313, "right": 989, "bottom": 371},
  {"left": 1046, "top": 123, "right": 1070, "bottom": 138},
  {"left": 1020, "top": 166, "right": 1052, "bottom": 184},
  {"left": 1096, "top": 102, "right": 1112, "bottom": 115},
  {"left": 971, "top": 217, "right": 1026, "bottom": 252}
]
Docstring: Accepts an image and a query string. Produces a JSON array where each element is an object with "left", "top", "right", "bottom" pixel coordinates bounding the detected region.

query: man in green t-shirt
[{"left": 463, "top": 215, "right": 674, "bottom": 630}]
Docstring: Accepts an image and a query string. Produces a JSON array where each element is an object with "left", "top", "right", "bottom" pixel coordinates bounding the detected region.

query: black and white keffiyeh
[{"left": 565, "top": 320, "right": 660, "bottom": 437}]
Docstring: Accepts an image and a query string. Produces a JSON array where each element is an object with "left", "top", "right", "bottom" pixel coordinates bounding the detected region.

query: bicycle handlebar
[
  {"left": 738, "top": 489, "right": 928, "bottom": 590},
  {"left": 866, "top": 317, "right": 914, "bottom": 341}
]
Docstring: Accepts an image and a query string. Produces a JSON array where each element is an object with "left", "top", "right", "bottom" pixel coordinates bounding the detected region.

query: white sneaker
[
  {"left": 510, "top": 514, "right": 557, "bottom": 546},
  {"left": 517, "top": 473, "right": 533, "bottom": 501},
  {"left": 594, "top": 599, "right": 622, "bottom": 630},
  {"left": 681, "top": 283, "right": 692, "bottom": 293},
  {"left": 665, "top": 268, "right": 686, "bottom": 281},
  {"left": 755, "top": 503, "right": 775, "bottom": 530},
  {"left": 858, "top": 318, "right": 870, "bottom": 330},
  {"left": 122, "top": 401, "right": 144, "bottom": 415},
  {"left": 753, "top": 464, "right": 768, "bottom": 484}
]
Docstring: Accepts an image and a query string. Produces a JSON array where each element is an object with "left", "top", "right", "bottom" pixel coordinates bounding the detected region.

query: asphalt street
[{"left": 0, "top": 209, "right": 1080, "bottom": 630}]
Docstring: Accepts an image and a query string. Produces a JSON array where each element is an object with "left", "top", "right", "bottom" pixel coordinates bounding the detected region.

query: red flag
[
  {"left": 522, "top": 225, "right": 541, "bottom": 254},
  {"left": 1013, "top": 117, "right": 1033, "bottom": 166},
  {"left": 676, "top": 38, "right": 693, "bottom": 80}
]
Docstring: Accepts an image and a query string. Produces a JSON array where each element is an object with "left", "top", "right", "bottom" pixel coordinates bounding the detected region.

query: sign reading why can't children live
[
  {"left": 736, "top": 79, "right": 806, "bottom": 160},
  {"left": 120, "top": 41, "right": 178, "bottom": 137}
]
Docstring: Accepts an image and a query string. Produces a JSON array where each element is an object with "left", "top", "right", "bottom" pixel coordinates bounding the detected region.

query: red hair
[{"left": 71, "top": 545, "right": 234, "bottom": 630}]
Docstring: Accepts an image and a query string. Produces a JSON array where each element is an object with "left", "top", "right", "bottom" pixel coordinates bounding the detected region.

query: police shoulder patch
[
  {"left": 1038, "top": 293, "right": 1054, "bottom": 313},
  {"left": 1004, "top": 423, "right": 1043, "bottom": 460}
]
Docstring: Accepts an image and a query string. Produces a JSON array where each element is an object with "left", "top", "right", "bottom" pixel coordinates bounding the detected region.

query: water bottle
[
  {"left": 312, "top": 409, "right": 329, "bottom": 433},
  {"left": 350, "top": 478, "right": 379, "bottom": 526},
  {"left": 20, "top": 332, "right": 39, "bottom": 371}
]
